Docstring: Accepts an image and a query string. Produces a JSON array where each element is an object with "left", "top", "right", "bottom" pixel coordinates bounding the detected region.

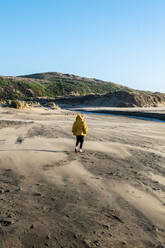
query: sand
[{"left": 0, "top": 106, "right": 165, "bottom": 248}]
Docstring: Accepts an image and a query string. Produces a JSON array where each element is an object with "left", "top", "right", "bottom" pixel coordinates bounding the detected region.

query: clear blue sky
[{"left": 0, "top": 0, "right": 165, "bottom": 92}]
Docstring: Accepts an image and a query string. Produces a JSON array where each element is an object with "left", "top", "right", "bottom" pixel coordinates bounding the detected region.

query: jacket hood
[{"left": 76, "top": 114, "right": 84, "bottom": 121}]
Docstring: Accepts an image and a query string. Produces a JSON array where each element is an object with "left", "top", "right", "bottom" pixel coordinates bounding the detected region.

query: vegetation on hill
[
  {"left": 0, "top": 73, "right": 165, "bottom": 107},
  {"left": 0, "top": 73, "right": 133, "bottom": 100}
]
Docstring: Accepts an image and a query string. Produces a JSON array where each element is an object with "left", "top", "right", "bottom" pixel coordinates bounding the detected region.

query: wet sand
[{"left": 0, "top": 106, "right": 165, "bottom": 248}]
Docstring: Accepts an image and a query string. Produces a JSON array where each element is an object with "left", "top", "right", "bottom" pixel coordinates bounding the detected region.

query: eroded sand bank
[{"left": 0, "top": 106, "right": 165, "bottom": 248}]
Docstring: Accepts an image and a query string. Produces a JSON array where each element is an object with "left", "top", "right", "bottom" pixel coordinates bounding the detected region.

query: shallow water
[{"left": 76, "top": 110, "right": 165, "bottom": 123}]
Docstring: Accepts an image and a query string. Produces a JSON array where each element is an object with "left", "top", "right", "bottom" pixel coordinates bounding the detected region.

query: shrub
[
  {"left": 9, "top": 100, "right": 29, "bottom": 109},
  {"left": 46, "top": 102, "right": 60, "bottom": 110}
]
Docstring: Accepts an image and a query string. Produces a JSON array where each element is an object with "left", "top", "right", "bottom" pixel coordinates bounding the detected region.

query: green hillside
[{"left": 0, "top": 72, "right": 134, "bottom": 100}]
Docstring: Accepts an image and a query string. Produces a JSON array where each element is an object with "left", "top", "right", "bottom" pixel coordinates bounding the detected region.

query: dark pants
[{"left": 76, "top": 135, "right": 84, "bottom": 149}]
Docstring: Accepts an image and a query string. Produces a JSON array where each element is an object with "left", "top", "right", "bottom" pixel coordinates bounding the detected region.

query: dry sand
[{"left": 0, "top": 106, "right": 165, "bottom": 248}]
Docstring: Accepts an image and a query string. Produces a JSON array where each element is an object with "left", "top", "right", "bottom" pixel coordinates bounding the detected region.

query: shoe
[
  {"left": 80, "top": 149, "right": 83, "bottom": 153},
  {"left": 75, "top": 147, "right": 78, "bottom": 153}
]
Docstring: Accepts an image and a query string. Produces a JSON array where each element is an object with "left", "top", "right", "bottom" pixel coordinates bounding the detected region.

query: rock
[
  {"left": 93, "top": 240, "right": 99, "bottom": 246},
  {"left": 7, "top": 214, "right": 12, "bottom": 218},
  {"left": 32, "top": 193, "right": 42, "bottom": 196},
  {"left": 82, "top": 239, "right": 90, "bottom": 248},
  {"left": 107, "top": 172, "right": 113, "bottom": 176},
  {"left": 152, "top": 188, "right": 160, "bottom": 191},
  {"left": 101, "top": 224, "right": 109, "bottom": 230},
  {"left": 120, "top": 241, "right": 127, "bottom": 245},
  {"left": 5, "top": 189, "right": 10, "bottom": 193},
  {"left": 151, "top": 225, "right": 158, "bottom": 231},
  {"left": 146, "top": 225, "right": 158, "bottom": 232},
  {"left": 16, "top": 136, "right": 24, "bottom": 144},
  {"left": 73, "top": 234, "right": 77, "bottom": 240},
  {"left": 46, "top": 235, "right": 50, "bottom": 240},
  {"left": 30, "top": 224, "right": 34, "bottom": 229},
  {"left": 0, "top": 218, "right": 14, "bottom": 226}
]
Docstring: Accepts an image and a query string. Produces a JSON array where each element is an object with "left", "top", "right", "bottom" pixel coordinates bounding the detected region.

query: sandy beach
[{"left": 0, "top": 106, "right": 165, "bottom": 248}]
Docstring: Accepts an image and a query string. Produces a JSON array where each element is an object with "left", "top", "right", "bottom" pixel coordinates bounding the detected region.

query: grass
[{"left": 0, "top": 74, "right": 134, "bottom": 100}]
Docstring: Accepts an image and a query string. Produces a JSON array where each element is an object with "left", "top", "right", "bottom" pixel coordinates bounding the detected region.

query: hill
[
  {"left": 0, "top": 72, "right": 133, "bottom": 101},
  {"left": 0, "top": 72, "right": 165, "bottom": 107}
]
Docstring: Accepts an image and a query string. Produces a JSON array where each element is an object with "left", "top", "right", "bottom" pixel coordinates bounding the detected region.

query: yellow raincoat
[{"left": 72, "top": 114, "right": 88, "bottom": 136}]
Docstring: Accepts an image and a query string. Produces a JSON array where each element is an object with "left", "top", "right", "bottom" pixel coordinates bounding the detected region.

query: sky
[{"left": 0, "top": 0, "right": 165, "bottom": 92}]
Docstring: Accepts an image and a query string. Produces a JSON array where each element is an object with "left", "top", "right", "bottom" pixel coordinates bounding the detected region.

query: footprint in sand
[{"left": 32, "top": 193, "right": 42, "bottom": 197}]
